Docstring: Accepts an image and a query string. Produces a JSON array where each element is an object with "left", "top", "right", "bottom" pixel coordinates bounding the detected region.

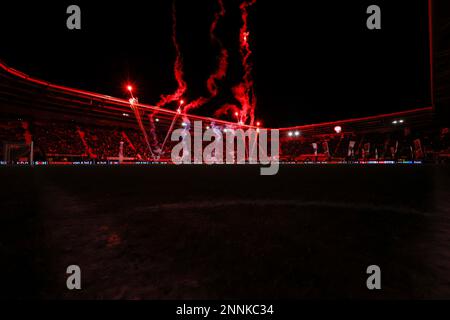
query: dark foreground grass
[{"left": 0, "top": 165, "right": 449, "bottom": 299}]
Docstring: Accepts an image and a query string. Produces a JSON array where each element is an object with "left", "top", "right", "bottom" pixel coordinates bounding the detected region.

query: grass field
[{"left": 0, "top": 165, "right": 449, "bottom": 299}]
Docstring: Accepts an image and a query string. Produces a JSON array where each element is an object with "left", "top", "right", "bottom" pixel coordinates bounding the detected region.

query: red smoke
[
  {"left": 183, "top": 0, "right": 229, "bottom": 114},
  {"left": 233, "top": 0, "right": 257, "bottom": 125},
  {"left": 214, "top": 104, "right": 241, "bottom": 119},
  {"left": 157, "top": 1, "right": 187, "bottom": 108},
  {"left": 183, "top": 97, "right": 209, "bottom": 114},
  {"left": 154, "top": 0, "right": 257, "bottom": 127},
  {"left": 206, "top": 0, "right": 228, "bottom": 97}
]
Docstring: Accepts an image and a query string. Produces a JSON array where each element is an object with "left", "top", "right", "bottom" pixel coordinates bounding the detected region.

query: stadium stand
[
  {"left": 1, "top": 60, "right": 449, "bottom": 164},
  {"left": 0, "top": 113, "right": 448, "bottom": 164}
]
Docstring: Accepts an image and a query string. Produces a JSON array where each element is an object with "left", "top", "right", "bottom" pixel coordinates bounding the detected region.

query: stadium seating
[{"left": 1, "top": 116, "right": 449, "bottom": 163}]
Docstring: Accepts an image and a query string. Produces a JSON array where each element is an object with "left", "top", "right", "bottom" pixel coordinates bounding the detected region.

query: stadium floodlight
[
  {"left": 399, "top": 120, "right": 404, "bottom": 123},
  {"left": 392, "top": 120, "right": 398, "bottom": 125},
  {"left": 334, "top": 126, "right": 342, "bottom": 134},
  {"left": 295, "top": 131, "right": 301, "bottom": 137},
  {"left": 288, "top": 132, "right": 293, "bottom": 137}
]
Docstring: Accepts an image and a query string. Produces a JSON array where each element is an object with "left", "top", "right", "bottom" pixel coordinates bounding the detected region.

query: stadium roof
[{"left": 1, "top": 60, "right": 434, "bottom": 133}]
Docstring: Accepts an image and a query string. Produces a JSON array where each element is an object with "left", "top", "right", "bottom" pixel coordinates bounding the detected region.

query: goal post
[{"left": 3, "top": 141, "right": 34, "bottom": 165}]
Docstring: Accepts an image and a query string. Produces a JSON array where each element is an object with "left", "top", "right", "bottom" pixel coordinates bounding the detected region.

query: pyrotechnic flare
[
  {"left": 183, "top": 0, "right": 229, "bottom": 114},
  {"left": 148, "top": 113, "right": 161, "bottom": 154},
  {"left": 159, "top": 99, "right": 185, "bottom": 158},
  {"left": 182, "top": 115, "right": 191, "bottom": 131},
  {"left": 214, "top": 104, "right": 241, "bottom": 119},
  {"left": 128, "top": 96, "right": 154, "bottom": 159},
  {"left": 157, "top": 1, "right": 187, "bottom": 108},
  {"left": 233, "top": 0, "right": 257, "bottom": 125}
]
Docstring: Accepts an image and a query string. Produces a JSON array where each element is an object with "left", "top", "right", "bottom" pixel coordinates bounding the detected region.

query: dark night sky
[{"left": 0, "top": 0, "right": 431, "bottom": 127}]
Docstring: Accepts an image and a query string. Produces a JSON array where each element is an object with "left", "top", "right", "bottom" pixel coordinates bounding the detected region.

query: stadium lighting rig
[{"left": 287, "top": 130, "right": 301, "bottom": 138}]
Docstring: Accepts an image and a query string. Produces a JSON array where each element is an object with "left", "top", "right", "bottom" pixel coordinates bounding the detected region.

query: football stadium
[
  {"left": 0, "top": 59, "right": 448, "bottom": 165},
  {"left": 0, "top": 0, "right": 449, "bottom": 301}
]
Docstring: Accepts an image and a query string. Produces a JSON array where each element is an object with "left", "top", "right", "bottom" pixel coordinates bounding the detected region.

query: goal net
[{"left": 3, "top": 142, "right": 34, "bottom": 164}]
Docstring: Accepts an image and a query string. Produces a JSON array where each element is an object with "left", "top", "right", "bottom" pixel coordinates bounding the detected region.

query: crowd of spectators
[
  {"left": 281, "top": 127, "right": 450, "bottom": 162},
  {"left": 33, "top": 122, "right": 85, "bottom": 158},
  {"left": 30, "top": 121, "right": 166, "bottom": 161},
  {"left": 1, "top": 117, "right": 449, "bottom": 163}
]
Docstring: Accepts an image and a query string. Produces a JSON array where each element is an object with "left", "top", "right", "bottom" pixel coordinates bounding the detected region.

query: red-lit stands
[
  {"left": 1, "top": 117, "right": 449, "bottom": 163},
  {"left": 281, "top": 127, "right": 450, "bottom": 163},
  {"left": 33, "top": 122, "right": 85, "bottom": 160}
]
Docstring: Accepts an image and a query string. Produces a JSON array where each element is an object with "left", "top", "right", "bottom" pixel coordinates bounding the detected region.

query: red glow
[
  {"left": 256, "top": 121, "right": 261, "bottom": 127},
  {"left": 156, "top": 2, "right": 187, "bottom": 108},
  {"left": 206, "top": 0, "right": 228, "bottom": 98},
  {"left": 183, "top": 97, "right": 208, "bottom": 114},
  {"left": 127, "top": 85, "right": 133, "bottom": 92},
  {"left": 214, "top": 104, "right": 242, "bottom": 120},
  {"left": 183, "top": 0, "right": 228, "bottom": 114},
  {"left": 243, "top": 32, "right": 249, "bottom": 43},
  {"left": 233, "top": 0, "right": 257, "bottom": 126}
]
